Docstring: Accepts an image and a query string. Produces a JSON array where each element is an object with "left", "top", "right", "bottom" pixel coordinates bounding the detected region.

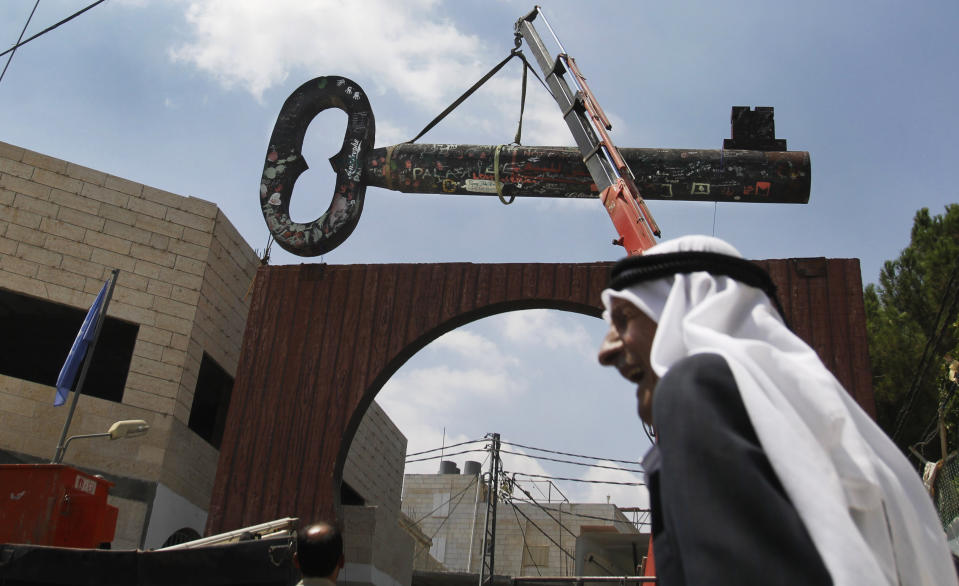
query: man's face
[{"left": 597, "top": 297, "right": 659, "bottom": 424}]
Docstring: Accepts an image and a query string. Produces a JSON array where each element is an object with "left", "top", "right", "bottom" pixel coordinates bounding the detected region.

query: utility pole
[{"left": 478, "top": 433, "right": 501, "bottom": 586}]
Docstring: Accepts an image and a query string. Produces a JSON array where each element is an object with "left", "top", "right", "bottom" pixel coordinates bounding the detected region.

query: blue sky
[{"left": 2, "top": 0, "right": 957, "bottom": 508}]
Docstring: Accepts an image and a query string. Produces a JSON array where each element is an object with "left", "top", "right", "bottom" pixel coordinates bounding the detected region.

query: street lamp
[{"left": 52, "top": 419, "right": 150, "bottom": 464}]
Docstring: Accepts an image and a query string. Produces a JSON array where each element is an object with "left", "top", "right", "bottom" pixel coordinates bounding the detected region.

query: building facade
[
  {"left": 0, "top": 140, "right": 411, "bottom": 572},
  {"left": 402, "top": 465, "right": 648, "bottom": 578}
]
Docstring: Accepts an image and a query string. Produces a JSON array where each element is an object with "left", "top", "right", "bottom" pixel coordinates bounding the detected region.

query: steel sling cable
[
  {"left": 406, "top": 447, "right": 488, "bottom": 464},
  {"left": 510, "top": 500, "right": 542, "bottom": 576},
  {"left": 411, "top": 479, "right": 478, "bottom": 526},
  {"left": 414, "top": 479, "right": 474, "bottom": 563},
  {"left": 507, "top": 501, "right": 575, "bottom": 561},
  {"left": 499, "top": 449, "right": 644, "bottom": 473},
  {"left": 499, "top": 440, "right": 642, "bottom": 467},
  {"left": 406, "top": 438, "right": 486, "bottom": 458},
  {"left": 513, "top": 472, "right": 644, "bottom": 486}
]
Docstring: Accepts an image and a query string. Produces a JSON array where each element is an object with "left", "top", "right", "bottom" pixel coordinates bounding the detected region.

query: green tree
[{"left": 865, "top": 204, "right": 959, "bottom": 461}]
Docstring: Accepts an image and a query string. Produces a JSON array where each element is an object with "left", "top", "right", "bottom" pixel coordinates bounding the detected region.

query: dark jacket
[{"left": 643, "top": 353, "right": 831, "bottom": 585}]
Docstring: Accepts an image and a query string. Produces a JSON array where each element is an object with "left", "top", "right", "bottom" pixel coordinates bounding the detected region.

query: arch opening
[{"left": 338, "top": 307, "right": 653, "bottom": 575}]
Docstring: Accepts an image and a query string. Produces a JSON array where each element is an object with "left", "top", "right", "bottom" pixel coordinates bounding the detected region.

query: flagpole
[{"left": 52, "top": 268, "right": 120, "bottom": 464}]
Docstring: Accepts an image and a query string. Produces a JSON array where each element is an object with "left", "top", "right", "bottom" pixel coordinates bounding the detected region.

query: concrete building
[
  {"left": 402, "top": 464, "right": 649, "bottom": 578},
  {"left": 0, "top": 140, "right": 412, "bottom": 580}
]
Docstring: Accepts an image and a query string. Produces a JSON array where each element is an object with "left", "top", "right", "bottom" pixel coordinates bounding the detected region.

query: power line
[
  {"left": 410, "top": 478, "right": 478, "bottom": 525},
  {"left": 501, "top": 440, "right": 642, "bottom": 466},
  {"left": 507, "top": 501, "right": 576, "bottom": 561},
  {"left": 406, "top": 438, "right": 486, "bottom": 457},
  {"left": 510, "top": 502, "right": 542, "bottom": 576},
  {"left": 0, "top": 0, "right": 39, "bottom": 86},
  {"left": 405, "top": 447, "right": 487, "bottom": 464},
  {"left": 414, "top": 479, "right": 474, "bottom": 563},
  {"left": 500, "top": 449, "right": 644, "bottom": 474},
  {"left": 513, "top": 472, "right": 645, "bottom": 487},
  {"left": 0, "top": 0, "right": 108, "bottom": 60},
  {"left": 509, "top": 496, "right": 651, "bottom": 528},
  {"left": 510, "top": 482, "right": 578, "bottom": 539}
]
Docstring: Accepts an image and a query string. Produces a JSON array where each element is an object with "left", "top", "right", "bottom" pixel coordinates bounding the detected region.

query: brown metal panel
[
  {"left": 227, "top": 266, "right": 301, "bottom": 531},
  {"left": 522, "top": 263, "right": 540, "bottom": 300},
  {"left": 551, "top": 263, "right": 572, "bottom": 301},
  {"left": 311, "top": 265, "right": 371, "bottom": 521},
  {"left": 455, "top": 264, "right": 480, "bottom": 324},
  {"left": 364, "top": 265, "right": 400, "bottom": 390},
  {"left": 505, "top": 264, "right": 525, "bottom": 304},
  {"left": 838, "top": 259, "right": 876, "bottom": 417},
  {"left": 348, "top": 265, "right": 384, "bottom": 408},
  {"left": 385, "top": 265, "right": 419, "bottom": 368},
  {"left": 417, "top": 264, "right": 447, "bottom": 341},
  {"left": 402, "top": 264, "right": 427, "bottom": 344},
  {"left": 258, "top": 265, "right": 320, "bottom": 524},
  {"left": 535, "top": 263, "right": 557, "bottom": 299},
  {"left": 334, "top": 265, "right": 387, "bottom": 491},
  {"left": 488, "top": 264, "right": 508, "bottom": 306},
  {"left": 568, "top": 263, "right": 590, "bottom": 307},
  {"left": 824, "top": 260, "right": 854, "bottom": 400},
  {"left": 800, "top": 259, "right": 832, "bottom": 371},
  {"left": 274, "top": 265, "right": 337, "bottom": 520},
  {"left": 472, "top": 264, "right": 492, "bottom": 310},
  {"left": 758, "top": 259, "right": 794, "bottom": 324},
  {"left": 585, "top": 264, "right": 611, "bottom": 317},
  {"left": 787, "top": 259, "right": 815, "bottom": 346},
  {"left": 207, "top": 265, "right": 275, "bottom": 534},
  {"left": 208, "top": 259, "right": 876, "bottom": 535},
  {"left": 300, "top": 265, "right": 355, "bottom": 522},
  {"left": 440, "top": 263, "right": 466, "bottom": 324}
]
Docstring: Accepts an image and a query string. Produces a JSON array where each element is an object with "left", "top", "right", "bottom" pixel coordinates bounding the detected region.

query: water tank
[
  {"left": 439, "top": 460, "right": 459, "bottom": 474},
  {"left": 463, "top": 460, "right": 482, "bottom": 476}
]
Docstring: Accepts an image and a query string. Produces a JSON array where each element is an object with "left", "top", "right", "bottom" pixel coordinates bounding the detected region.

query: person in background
[
  {"left": 597, "top": 235, "right": 956, "bottom": 586},
  {"left": 294, "top": 521, "right": 345, "bottom": 586}
]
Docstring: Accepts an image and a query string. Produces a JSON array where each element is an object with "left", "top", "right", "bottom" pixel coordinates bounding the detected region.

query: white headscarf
[{"left": 601, "top": 235, "right": 956, "bottom": 586}]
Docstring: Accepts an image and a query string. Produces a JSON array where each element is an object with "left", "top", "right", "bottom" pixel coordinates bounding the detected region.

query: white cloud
[
  {"left": 430, "top": 329, "right": 520, "bottom": 368},
  {"left": 169, "top": 0, "right": 486, "bottom": 108},
  {"left": 384, "top": 364, "right": 523, "bottom": 403},
  {"left": 499, "top": 309, "right": 593, "bottom": 356},
  {"left": 571, "top": 460, "right": 649, "bottom": 511},
  {"left": 396, "top": 422, "right": 480, "bottom": 475}
]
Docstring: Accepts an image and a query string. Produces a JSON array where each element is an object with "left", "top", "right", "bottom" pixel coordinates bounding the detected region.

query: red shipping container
[{"left": 0, "top": 464, "right": 118, "bottom": 548}]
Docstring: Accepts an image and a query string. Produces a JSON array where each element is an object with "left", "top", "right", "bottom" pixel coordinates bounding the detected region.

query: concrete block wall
[
  {"left": 1, "top": 141, "right": 416, "bottom": 558},
  {"left": 342, "top": 504, "right": 415, "bottom": 586},
  {"left": 344, "top": 401, "right": 408, "bottom": 519},
  {"left": 402, "top": 473, "right": 640, "bottom": 577},
  {"left": 402, "top": 474, "right": 485, "bottom": 573},
  {"left": 0, "top": 140, "right": 258, "bottom": 544}
]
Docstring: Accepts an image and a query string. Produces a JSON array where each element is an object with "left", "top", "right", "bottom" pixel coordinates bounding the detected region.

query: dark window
[
  {"left": 0, "top": 288, "right": 138, "bottom": 403},
  {"left": 341, "top": 481, "right": 365, "bottom": 506},
  {"left": 188, "top": 353, "right": 233, "bottom": 449}
]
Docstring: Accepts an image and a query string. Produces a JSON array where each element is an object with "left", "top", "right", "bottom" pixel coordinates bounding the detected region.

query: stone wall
[
  {"left": 0, "top": 140, "right": 258, "bottom": 546},
  {"left": 344, "top": 401, "right": 408, "bottom": 519},
  {"left": 402, "top": 473, "right": 641, "bottom": 577},
  {"left": 0, "top": 141, "right": 413, "bottom": 569}
]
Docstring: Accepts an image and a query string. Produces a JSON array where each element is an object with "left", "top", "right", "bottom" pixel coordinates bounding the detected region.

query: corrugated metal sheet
[{"left": 207, "top": 258, "right": 872, "bottom": 535}]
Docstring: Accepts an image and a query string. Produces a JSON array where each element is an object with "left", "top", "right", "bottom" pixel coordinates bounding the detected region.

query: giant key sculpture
[{"left": 259, "top": 76, "right": 809, "bottom": 257}]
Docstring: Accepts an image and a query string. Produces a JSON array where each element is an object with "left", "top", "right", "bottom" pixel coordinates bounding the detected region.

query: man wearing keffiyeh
[{"left": 597, "top": 235, "right": 955, "bottom": 586}]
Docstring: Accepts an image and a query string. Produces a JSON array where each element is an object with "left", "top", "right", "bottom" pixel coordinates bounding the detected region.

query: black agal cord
[{"left": 608, "top": 251, "right": 788, "bottom": 323}]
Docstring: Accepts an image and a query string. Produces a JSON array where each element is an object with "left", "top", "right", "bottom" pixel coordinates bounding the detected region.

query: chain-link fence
[{"left": 932, "top": 453, "right": 959, "bottom": 555}]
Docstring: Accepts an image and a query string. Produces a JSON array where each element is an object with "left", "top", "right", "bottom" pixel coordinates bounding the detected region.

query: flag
[{"left": 55, "top": 281, "right": 108, "bottom": 406}]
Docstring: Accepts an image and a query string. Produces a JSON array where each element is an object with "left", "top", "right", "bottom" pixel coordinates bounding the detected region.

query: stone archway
[{"left": 206, "top": 258, "right": 872, "bottom": 534}]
